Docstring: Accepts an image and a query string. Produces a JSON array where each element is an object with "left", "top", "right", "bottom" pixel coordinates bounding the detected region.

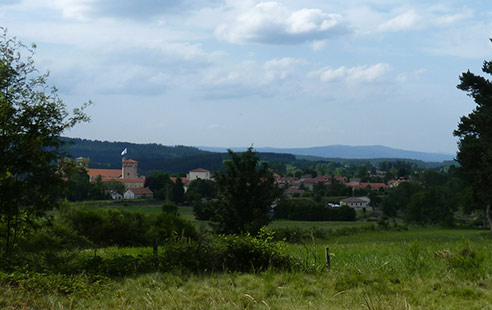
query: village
[{"left": 81, "top": 156, "right": 409, "bottom": 214}]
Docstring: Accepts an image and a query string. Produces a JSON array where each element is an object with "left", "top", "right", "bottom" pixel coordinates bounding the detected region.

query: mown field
[{"left": 3, "top": 201, "right": 492, "bottom": 309}]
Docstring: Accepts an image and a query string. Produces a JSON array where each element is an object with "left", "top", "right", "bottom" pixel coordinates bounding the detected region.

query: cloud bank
[{"left": 215, "top": 2, "right": 349, "bottom": 45}]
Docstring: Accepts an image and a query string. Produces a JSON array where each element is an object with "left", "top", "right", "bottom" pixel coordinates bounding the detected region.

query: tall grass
[{"left": 3, "top": 228, "right": 492, "bottom": 309}]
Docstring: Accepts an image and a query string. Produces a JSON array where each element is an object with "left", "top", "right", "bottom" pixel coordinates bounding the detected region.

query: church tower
[{"left": 122, "top": 159, "right": 138, "bottom": 179}]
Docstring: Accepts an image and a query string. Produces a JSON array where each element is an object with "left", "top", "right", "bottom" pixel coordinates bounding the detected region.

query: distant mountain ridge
[{"left": 198, "top": 145, "right": 455, "bottom": 162}]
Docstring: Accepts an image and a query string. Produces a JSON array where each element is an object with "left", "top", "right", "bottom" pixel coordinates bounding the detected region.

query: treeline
[
  {"left": 274, "top": 198, "right": 356, "bottom": 221},
  {"left": 62, "top": 137, "right": 209, "bottom": 162},
  {"left": 381, "top": 168, "right": 469, "bottom": 226}
]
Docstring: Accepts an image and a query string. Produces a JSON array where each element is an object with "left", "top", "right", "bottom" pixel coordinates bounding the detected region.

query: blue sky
[{"left": 2, "top": 0, "right": 491, "bottom": 154}]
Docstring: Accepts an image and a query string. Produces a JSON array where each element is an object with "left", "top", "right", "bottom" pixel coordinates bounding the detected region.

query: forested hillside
[{"left": 62, "top": 137, "right": 296, "bottom": 174}]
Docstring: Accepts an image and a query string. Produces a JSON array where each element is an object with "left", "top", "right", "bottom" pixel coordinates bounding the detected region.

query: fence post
[{"left": 325, "top": 247, "right": 330, "bottom": 269}]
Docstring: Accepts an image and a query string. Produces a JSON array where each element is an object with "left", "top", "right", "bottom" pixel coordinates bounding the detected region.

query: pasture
[{"left": 2, "top": 201, "right": 492, "bottom": 309}]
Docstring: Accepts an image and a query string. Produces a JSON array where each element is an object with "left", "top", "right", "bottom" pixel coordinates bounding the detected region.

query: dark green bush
[{"left": 274, "top": 198, "right": 356, "bottom": 221}]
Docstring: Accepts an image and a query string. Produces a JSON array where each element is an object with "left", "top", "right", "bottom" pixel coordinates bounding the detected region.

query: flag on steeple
[{"left": 121, "top": 148, "right": 127, "bottom": 156}]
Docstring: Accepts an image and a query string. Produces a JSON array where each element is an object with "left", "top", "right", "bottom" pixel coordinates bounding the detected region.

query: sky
[{"left": 2, "top": 0, "right": 492, "bottom": 154}]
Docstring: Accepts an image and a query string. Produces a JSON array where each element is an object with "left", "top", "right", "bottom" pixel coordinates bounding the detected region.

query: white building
[
  {"left": 124, "top": 187, "right": 153, "bottom": 199},
  {"left": 187, "top": 168, "right": 211, "bottom": 181},
  {"left": 340, "top": 197, "right": 372, "bottom": 211}
]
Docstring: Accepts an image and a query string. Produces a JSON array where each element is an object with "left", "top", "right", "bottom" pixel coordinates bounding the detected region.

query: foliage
[
  {"left": 145, "top": 171, "right": 172, "bottom": 201},
  {"left": 64, "top": 208, "right": 197, "bottom": 249},
  {"left": 381, "top": 182, "right": 423, "bottom": 217},
  {"left": 454, "top": 43, "right": 492, "bottom": 229},
  {"left": 170, "top": 177, "right": 185, "bottom": 204},
  {"left": 192, "top": 198, "right": 220, "bottom": 221},
  {"left": 274, "top": 198, "right": 356, "bottom": 221},
  {"left": 103, "top": 179, "right": 126, "bottom": 195},
  {"left": 0, "top": 30, "right": 89, "bottom": 257},
  {"left": 213, "top": 147, "right": 282, "bottom": 234},
  {"left": 186, "top": 178, "right": 217, "bottom": 199},
  {"left": 405, "top": 186, "right": 457, "bottom": 226},
  {"left": 63, "top": 168, "right": 105, "bottom": 201},
  {"left": 161, "top": 202, "right": 178, "bottom": 215}
]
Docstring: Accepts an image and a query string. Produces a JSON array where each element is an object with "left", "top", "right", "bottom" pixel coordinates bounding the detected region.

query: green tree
[
  {"left": 0, "top": 30, "right": 89, "bottom": 257},
  {"left": 170, "top": 177, "right": 185, "bottom": 204},
  {"left": 103, "top": 179, "right": 126, "bottom": 195},
  {"left": 186, "top": 179, "right": 217, "bottom": 199},
  {"left": 145, "top": 171, "right": 172, "bottom": 201},
  {"left": 381, "top": 182, "right": 423, "bottom": 217},
  {"left": 405, "top": 186, "right": 457, "bottom": 226},
  {"left": 213, "top": 147, "right": 281, "bottom": 234},
  {"left": 454, "top": 44, "right": 492, "bottom": 230}
]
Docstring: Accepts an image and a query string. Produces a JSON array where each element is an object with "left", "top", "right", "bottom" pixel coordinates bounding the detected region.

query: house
[
  {"left": 340, "top": 197, "right": 372, "bottom": 211},
  {"left": 187, "top": 168, "right": 211, "bottom": 181},
  {"left": 388, "top": 179, "right": 406, "bottom": 188},
  {"left": 302, "top": 177, "right": 317, "bottom": 191},
  {"left": 124, "top": 187, "right": 153, "bottom": 199},
  {"left": 285, "top": 186, "right": 305, "bottom": 198}
]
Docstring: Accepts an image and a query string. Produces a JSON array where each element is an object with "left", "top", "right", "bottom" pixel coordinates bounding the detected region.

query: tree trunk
[
  {"left": 486, "top": 204, "right": 492, "bottom": 232},
  {"left": 5, "top": 214, "right": 11, "bottom": 257}
]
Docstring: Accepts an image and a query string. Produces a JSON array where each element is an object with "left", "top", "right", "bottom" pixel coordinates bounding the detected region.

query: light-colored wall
[
  {"left": 123, "top": 181, "right": 145, "bottom": 189},
  {"left": 122, "top": 161, "right": 138, "bottom": 179},
  {"left": 124, "top": 190, "right": 135, "bottom": 199},
  {"left": 187, "top": 171, "right": 210, "bottom": 181}
]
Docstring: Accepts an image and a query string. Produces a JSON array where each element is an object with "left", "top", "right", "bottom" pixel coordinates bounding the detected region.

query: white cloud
[
  {"left": 378, "top": 9, "right": 421, "bottom": 32},
  {"left": 264, "top": 57, "right": 306, "bottom": 81},
  {"left": 215, "top": 2, "right": 348, "bottom": 45},
  {"left": 310, "top": 63, "right": 390, "bottom": 83}
]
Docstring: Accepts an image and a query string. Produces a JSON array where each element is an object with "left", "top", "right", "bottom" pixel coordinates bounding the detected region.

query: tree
[
  {"left": 454, "top": 42, "right": 492, "bottom": 230},
  {"left": 213, "top": 147, "right": 281, "bottom": 234},
  {"left": 104, "top": 179, "right": 126, "bottom": 195},
  {"left": 170, "top": 177, "right": 185, "bottom": 204},
  {"left": 381, "top": 182, "right": 423, "bottom": 217},
  {"left": 405, "top": 186, "right": 457, "bottom": 226},
  {"left": 145, "top": 171, "right": 172, "bottom": 201},
  {"left": 64, "top": 167, "right": 104, "bottom": 201},
  {"left": 0, "top": 30, "right": 89, "bottom": 257}
]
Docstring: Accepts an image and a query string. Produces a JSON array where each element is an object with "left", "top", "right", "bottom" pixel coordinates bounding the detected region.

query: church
[{"left": 87, "top": 158, "right": 145, "bottom": 189}]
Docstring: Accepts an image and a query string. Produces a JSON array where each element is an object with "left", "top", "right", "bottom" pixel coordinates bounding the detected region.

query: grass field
[{"left": 3, "top": 226, "right": 492, "bottom": 309}]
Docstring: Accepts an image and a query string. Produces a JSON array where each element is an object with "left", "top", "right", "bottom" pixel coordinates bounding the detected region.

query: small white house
[
  {"left": 124, "top": 187, "right": 153, "bottom": 199},
  {"left": 340, "top": 197, "right": 372, "bottom": 211},
  {"left": 187, "top": 168, "right": 211, "bottom": 181}
]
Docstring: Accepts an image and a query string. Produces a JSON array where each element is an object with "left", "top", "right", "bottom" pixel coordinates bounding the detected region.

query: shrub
[
  {"left": 274, "top": 198, "right": 355, "bottom": 221},
  {"left": 162, "top": 202, "right": 178, "bottom": 215}
]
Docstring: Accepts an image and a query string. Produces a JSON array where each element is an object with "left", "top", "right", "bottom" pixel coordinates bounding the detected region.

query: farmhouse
[
  {"left": 340, "top": 197, "right": 372, "bottom": 211},
  {"left": 123, "top": 187, "right": 153, "bottom": 199}
]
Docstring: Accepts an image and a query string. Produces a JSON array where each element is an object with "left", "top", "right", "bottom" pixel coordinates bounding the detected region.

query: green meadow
[{"left": 2, "top": 202, "right": 492, "bottom": 310}]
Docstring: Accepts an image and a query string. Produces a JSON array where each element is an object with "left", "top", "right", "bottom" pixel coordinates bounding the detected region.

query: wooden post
[{"left": 325, "top": 247, "right": 330, "bottom": 269}]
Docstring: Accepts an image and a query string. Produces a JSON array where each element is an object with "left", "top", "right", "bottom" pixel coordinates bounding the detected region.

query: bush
[
  {"left": 274, "top": 198, "right": 356, "bottom": 221},
  {"left": 162, "top": 202, "right": 178, "bottom": 215},
  {"left": 192, "top": 199, "right": 220, "bottom": 220}
]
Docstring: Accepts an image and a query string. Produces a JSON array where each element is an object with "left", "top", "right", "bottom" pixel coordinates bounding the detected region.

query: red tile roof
[
  {"left": 123, "top": 159, "right": 137, "bottom": 163},
  {"left": 101, "top": 178, "right": 145, "bottom": 183},
  {"left": 170, "top": 177, "right": 189, "bottom": 184},
  {"left": 347, "top": 182, "right": 388, "bottom": 189},
  {"left": 128, "top": 187, "right": 153, "bottom": 195},
  {"left": 191, "top": 168, "right": 209, "bottom": 172},
  {"left": 88, "top": 169, "right": 121, "bottom": 179}
]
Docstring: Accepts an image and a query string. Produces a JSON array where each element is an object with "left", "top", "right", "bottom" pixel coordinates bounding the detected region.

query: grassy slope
[
  {"left": 4, "top": 202, "right": 492, "bottom": 309},
  {"left": 3, "top": 228, "right": 492, "bottom": 309}
]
